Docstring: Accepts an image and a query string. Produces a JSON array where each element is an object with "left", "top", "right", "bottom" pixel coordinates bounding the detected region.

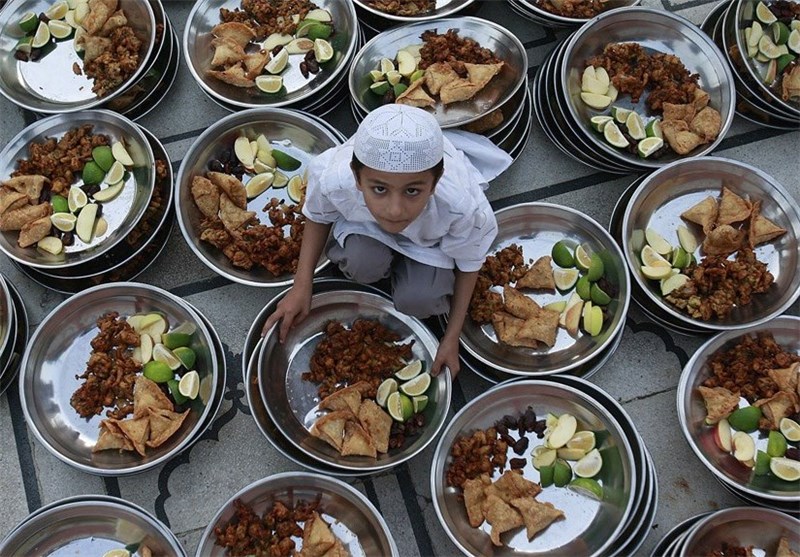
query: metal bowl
[
  {"left": 649, "top": 512, "right": 711, "bottom": 557},
  {"left": 183, "top": 0, "right": 358, "bottom": 109},
  {"left": 259, "top": 289, "right": 450, "bottom": 472},
  {"left": 352, "top": 0, "right": 476, "bottom": 23},
  {"left": 19, "top": 282, "right": 220, "bottom": 475},
  {"left": 457, "top": 202, "right": 630, "bottom": 376},
  {"left": 349, "top": 17, "right": 527, "bottom": 128},
  {"left": 560, "top": 7, "right": 736, "bottom": 168},
  {"left": 0, "top": 498, "right": 185, "bottom": 555},
  {"left": 680, "top": 507, "right": 800, "bottom": 557},
  {"left": 0, "top": 110, "right": 156, "bottom": 269},
  {"left": 677, "top": 315, "right": 800, "bottom": 502},
  {"left": 431, "top": 379, "right": 637, "bottom": 556},
  {"left": 0, "top": 0, "right": 155, "bottom": 113},
  {"left": 0, "top": 274, "right": 14, "bottom": 361},
  {"left": 515, "top": 0, "right": 642, "bottom": 27},
  {"left": 621, "top": 157, "right": 800, "bottom": 331},
  {"left": 196, "top": 472, "right": 399, "bottom": 556},
  {"left": 0, "top": 276, "right": 28, "bottom": 396},
  {"left": 176, "top": 108, "right": 338, "bottom": 287},
  {"left": 734, "top": 0, "right": 800, "bottom": 119}
]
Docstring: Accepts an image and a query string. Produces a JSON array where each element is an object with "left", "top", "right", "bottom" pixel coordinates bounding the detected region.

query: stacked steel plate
[
  {"left": 702, "top": 0, "right": 800, "bottom": 129},
  {"left": 0, "top": 0, "right": 179, "bottom": 121},
  {"left": 0, "top": 275, "right": 28, "bottom": 396},
  {"left": 506, "top": 0, "right": 640, "bottom": 28},
  {"left": 0, "top": 111, "right": 174, "bottom": 294},
  {"left": 349, "top": 17, "right": 531, "bottom": 161},
  {"left": 533, "top": 8, "right": 736, "bottom": 174},
  {"left": 184, "top": 0, "right": 361, "bottom": 116},
  {"left": 431, "top": 377, "right": 658, "bottom": 556},
  {"left": 351, "top": 0, "right": 479, "bottom": 37}
]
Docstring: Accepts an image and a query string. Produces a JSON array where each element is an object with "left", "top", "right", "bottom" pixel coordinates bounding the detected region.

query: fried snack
[
  {"left": 82, "top": 0, "right": 117, "bottom": 35},
  {"left": 207, "top": 171, "right": 247, "bottom": 209},
  {"left": 208, "top": 65, "right": 255, "bottom": 88},
  {"left": 219, "top": 193, "right": 256, "bottom": 230},
  {"left": 439, "top": 78, "right": 481, "bottom": 105},
  {"left": 2, "top": 175, "right": 48, "bottom": 203},
  {"left": 465, "top": 62, "right": 503, "bottom": 90},
  {"left": 754, "top": 391, "right": 799, "bottom": 430},
  {"left": 341, "top": 421, "right": 377, "bottom": 457},
  {"left": 300, "top": 512, "right": 336, "bottom": 557},
  {"left": 358, "top": 399, "right": 392, "bottom": 454},
  {"left": 492, "top": 311, "right": 538, "bottom": 348},
  {"left": 717, "top": 186, "right": 752, "bottom": 226},
  {"left": 463, "top": 475, "right": 491, "bottom": 528},
  {"left": 520, "top": 309, "right": 560, "bottom": 347},
  {"left": 503, "top": 286, "right": 542, "bottom": 319},
  {"left": 768, "top": 362, "right": 799, "bottom": 394},
  {"left": 690, "top": 107, "right": 722, "bottom": 142},
  {"left": 682, "top": 196, "right": 719, "bottom": 233},
  {"left": 0, "top": 202, "right": 51, "bottom": 231},
  {"left": 320, "top": 539, "right": 348, "bottom": 557},
  {"left": 424, "top": 62, "right": 460, "bottom": 95},
  {"left": 210, "top": 37, "right": 246, "bottom": 67},
  {"left": 777, "top": 536, "right": 800, "bottom": 557},
  {"left": 310, "top": 410, "right": 352, "bottom": 452},
  {"left": 0, "top": 190, "right": 28, "bottom": 215},
  {"left": 319, "top": 384, "right": 363, "bottom": 415},
  {"left": 98, "top": 9, "right": 127, "bottom": 37},
  {"left": 93, "top": 421, "right": 133, "bottom": 452},
  {"left": 748, "top": 200, "right": 786, "bottom": 247},
  {"left": 702, "top": 224, "right": 744, "bottom": 256},
  {"left": 396, "top": 78, "right": 436, "bottom": 108},
  {"left": 18, "top": 216, "right": 52, "bottom": 248},
  {"left": 191, "top": 176, "right": 220, "bottom": 218},
  {"left": 697, "top": 386, "right": 740, "bottom": 424},
  {"left": 212, "top": 21, "right": 256, "bottom": 48},
  {"left": 115, "top": 414, "right": 150, "bottom": 456},
  {"left": 146, "top": 407, "right": 190, "bottom": 448},
  {"left": 516, "top": 256, "right": 556, "bottom": 290},
  {"left": 482, "top": 494, "right": 524, "bottom": 547},
  {"left": 243, "top": 50, "right": 269, "bottom": 79},
  {"left": 509, "top": 498, "right": 565, "bottom": 541},
  {"left": 662, "top": 102, "right": 696, "bottom": 124},
  {"left": 661, "top": 119, "right": 703, "bottom": 155},
  {"left": 486, "top": 470, "right": 542, "bottom": 502}
]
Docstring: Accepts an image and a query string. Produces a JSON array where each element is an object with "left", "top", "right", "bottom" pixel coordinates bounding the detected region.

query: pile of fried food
[
  {"left": 310, "top": 381, "right": 393, "bottom": 458},
  {"left": 76, "top": 0, "right": 143, "bottom": 98},
  {"left": 469, "top": 246, "right": 564, "bottom": 349},
  {"left": 69, "top": 312, "right": 188, "bottom": 456},
  {"left": 665, "top": 187, "right": 786, "bottom": 320},
  {"left": 206, "top": 21, "right": 268, "bottom": 89},
  {"left": 706, "top": 537, "right": 798, "bottom": 557},
  {"left": 1, "top": 125, "right": 109, "bottom": 248},
  {"left": 700, "top": 332, "right": 799, "bottom": 426},
  {"left": 394, "top": 29, "right": 504, "bottom": 108},
  {"left": 364, "top": 0, "right": 434, "bottom": 16},
  {"left": 588, "top": 43, "right": 723, "bottom": 155},
  {"left": 192, "top": 171, "right": 304, "bottom": 275},
  {"left": 214, "top": 498, "right": 350, "bottom": 557},
  {"left": 220, "top": 0, "right": 317, "bottom": 39},
  {"left": 536, "top": 0, "right": 608, "bottom": 19}
]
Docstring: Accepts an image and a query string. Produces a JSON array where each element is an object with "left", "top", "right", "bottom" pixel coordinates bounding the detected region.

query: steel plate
[
  {"left": 0, "top": 0, "right": 156, "bottom": 113},
  {"left": 124, "top": 22, "right": 181, "bottom": 121},
  {"left": 196, "top": 472, "right": 399, "bottom": 556},
  {"left": 19, "top": 282, "right": 220, "bottom": 475},
  {"left": 512, "top": 0, "right": 641, "bottom": 26},
  {"left": 0, "top": 110, "right": 156, "bottom": 269},
  {"left": 259, "top": 289, "right": 450, "bottom": 471},
  {"left": 622, "top": 157, "right": 800, "bottom": 331},
  {"left": 649, "top": 512, "right": 711, "bottom": 557},
  {"left": 0, "top": 274, "right": 13, "bottom": 362},
  {"left": 456, "top": 202, "right": 630, "bottom": 376},
  {"left": 352, "top": 0, "right": 476, "bottom": 23},
  {"left": 714, "top": 475, "right": 800, "bottom": 517},
  {"left": 349, "top": 17, "right": 527, "bottom": 128},
  {"left": 677, "top": 315, "right": 800, "bottom": 502},
  {"left": 176, "top": 108, "right": 339, "bottom": 287},
  {"left": 561, "top": 7, "right": 736, "bottom": 168},
  {"left": 183, "top": 0, "right": 358, "bottom": 109},
  {"left": 0, "top": 275, "right": 27, "bottom": 396},
  {"left": 431, "top": 379, "right": 636, "bottom": 557}
]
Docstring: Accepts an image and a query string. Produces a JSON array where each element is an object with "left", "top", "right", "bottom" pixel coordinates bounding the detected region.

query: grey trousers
[{"left": 327, "top": 234, "right": 455, "bottom": 318}]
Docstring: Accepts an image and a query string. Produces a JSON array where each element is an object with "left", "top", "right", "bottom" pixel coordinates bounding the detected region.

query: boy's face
[{"left": 353, "top": 165, "right": 439, "bottom": 234}]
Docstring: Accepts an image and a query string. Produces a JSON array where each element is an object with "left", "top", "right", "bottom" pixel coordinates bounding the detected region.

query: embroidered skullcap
[{"left": 353, "top": 104, "right": 443, "bottom": 173}]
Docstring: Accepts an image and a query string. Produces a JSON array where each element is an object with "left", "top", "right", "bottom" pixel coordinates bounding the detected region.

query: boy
[{"left": 262, "top": 104, "right": 510, "bottom": 378}]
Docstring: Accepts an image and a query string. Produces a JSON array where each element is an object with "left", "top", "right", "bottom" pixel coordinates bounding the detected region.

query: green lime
[
  {"left": 776, "top": 53, "right": 796, "bottom": 73},
  {"left": 296, "top": 19, "right": 320, "bottom": 37},
  {"left": 19, "top": 12, "right": 38, "bottom": 34},
  {"left": 256, "top": 75, "right": 283, "bottom": 94},
  {"left": 400, "top": 372, "right": 431, "bottom": 397},
  {"left": 637, "top": 137, "right": 664, "bottom": 158},
  {"left": 574, "top": 245, "right": 592, "bottom": 271},
  {"left": 82, "top": 161, "right": 104, "bottom": 186},
  {"left": 178, "top": 370, "right": 200, "bottom": 399},
  {"left": 143, "top": 360, "right": 174, "bottom": 383},
  {"left": 586, "top": 254, "right": 604, "bottom": 282},
  {"left": 16, "top": 36, "right": 33, "bottom": 55},
  {"left": 770, "top": 457, "right": 800, "bottom": 481},
  {"left": 551, "top": 240, "right": 575, "bottom": 268},
  {"left": 728, "top": 406, "right": 762, "bottom": 433},
  {"left": 161, "top": 322, "right": 196, "bottom": 349},
  {"left": 645, "top": 119, "right": 663, "bottom": 139},
  {"left": 671, "top": 247, "right": 689, "bottom": 269},
  {"left": 32, "top": 21, "right": 51, "bottom": 49},
  {"left": 539, "top": 465, "right": 555, "bottom": 487},
  {"left": 51, "top": 194, "right": 69, "bottom": 214},
  {"left": 370, "top": 81, "right": 390, "bottom": 95},
  {"left": 568, "top": 478, "right": 604, "bottom": 500},
  {"left": 173, "top": 347, "right": 196, "bottom": 370},
  {"left": 553, "top": 459, "right": 572, "bottom": 487},
  {"left": 576, "top": 275, "right": 592, "bottom": 301},
  {"left": 756, "top": 2, "right": 777, "bottom": 25},
  {"left": 376, "top": 378, "right": 398, "bottom": 407},
  {"left": 603, "top": 121, "right": 629, "bottom": 148},
  {"left": 167, "top": 379, "right": 189, "bottom": 405},
  {"left": 410, "top": 69, "right": 425, "bottom": 82},
  {"left": 590, "top": 283, "right": 611, "bottom": 306},
  {"left": 387, "top": 391, "right": 413, "bottom": 422},
  {"left": 412, "top": 395, "right": 428, "bottom": 413},
  {"left": 767, "top": 430, "right": 788, "bottom": 457},
  {"left": 771, "top": 21, "right": 790, "bottom": 45},
  {"left": 553, "top": 269, "right": 579, "bottom": 291},
  {"left": 590, "top": 115, "right": 613, "bottom": 133},
  {"left": 307, "top": 23, "right": 332, "bottom": 41},
  {"left": 271, "top": 149, "right": 302, "bottom": 171},
  {"left": 313, "top": 38, "right": 333, "bottom": 63},
  {"left": 789, "top": 29, "right": 800, "bottom": 54},
  {"left": 395, "top": 360, "right": 423, "bottom": 380},
  {"left": 48, "top": 19, "right": 73, "bottom": 40},
  {"left": 393, "top": 83, "right": 408, "bottom": 96},
  {"left": 625, "top": 111, "right": 646, "bottom": 140},
  {"left": 610, "top": 105, "right": 631, "bottom": 123},
  {"left": 755, "top": 450, "right": 771, "bottom": 476}
]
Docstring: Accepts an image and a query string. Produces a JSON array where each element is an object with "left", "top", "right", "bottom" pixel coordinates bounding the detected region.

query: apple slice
[
  {"left": 547, "top": 414, "right": 578, "bottom": 449},
  {"left": 714, "top": 418, "right": 733, "bottom": 452},
  {"left": 732, "top": 431, "right": 756, "bottom": 466}
]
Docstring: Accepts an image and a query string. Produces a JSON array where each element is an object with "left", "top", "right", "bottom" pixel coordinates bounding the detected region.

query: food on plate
[
  {"left": 2, "top": 124, "right": 140, "bottom": 253},
  {"left": 209, "top": 0, "right": 336, "bottom": 92},
  {"left": 191, "top": 133, "right": 309, "bottom": 275},
  {"left": 581, "top": 43, "right": 722, "bottom": 157},
  {"left": 636, "top": 186, "right": 785, "bottom": 321},
  {"left": 69, "top": 311, "right": 200, "bottom": 455},
  {"left": 470, "top": 242, "right": 618, "bottom": 347},
  {"left": 362, "top": 0, "right": 434, "bottom": 16},
  {"left": 534, "top": 0, "right": 616, "bottom": 19},
  {"left": 368, "top": 29, "right": 504, "bottom": 115},
  {"left": 213, "top": 497, "right": 350, "bottom": 557}
]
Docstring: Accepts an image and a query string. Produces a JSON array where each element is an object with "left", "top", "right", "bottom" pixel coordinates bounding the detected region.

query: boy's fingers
[{"left": 279, "top": 312, "right": 295, "bottom": 343}]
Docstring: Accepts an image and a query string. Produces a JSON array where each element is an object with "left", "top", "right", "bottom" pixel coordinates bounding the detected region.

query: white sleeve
[
  {"left": 440, "top": 197, "right": 498, "bottom": 272},
  {"left": 301, "top": 148, "right": 341, "bottom": 224}
]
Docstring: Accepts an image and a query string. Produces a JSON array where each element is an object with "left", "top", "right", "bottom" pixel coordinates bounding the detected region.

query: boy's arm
[
  {"left": 431, "top": 269, "right": 478, "bottom": 378},
  {"left": 262, "top": 220, "right": 332, "bottom": 341}
]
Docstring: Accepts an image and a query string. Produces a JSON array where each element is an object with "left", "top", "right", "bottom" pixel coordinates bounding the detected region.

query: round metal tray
[
  {"left": 349, "top": 16, "right": 528, "bottom": 128},
  {"left": 513, "top": 0, "right": 641, "bottom": 27},
  {"left": 677, "top": 315, "right": 800, "bottom": 502},
  {"left": 0, "top": 110, "right": 156, "bottom": 269},
  {"left": 259, "top": 289, "right": 450, "bottom": 472},
  {"left": 195, "top": 472, "right": 399, "bottom": 556},
  {"left": 19, "top": 282, "right": 220, "bottom": 475},
  {"left": 621, "top": 157, "right": 800, "bottom": 331},
  {"left": 183, "top": 0, "right": 358, "bottom": 109},
  {"left": 456, "top": 202, "right": 630, "bottom": 376},
  {"left": 352, "top": 0, "right": 476, "bottom": 23},
  {"left": 649, "top": 512, "right": 711, "bottom": 557},
  {"left": 0, "top": 0, "right": 156, "bottom": 113},
  {"left": 175, "top": 108, "right": 339, "bottom": 287},
  {"left": 0, "top": 276, "right": 28, "bottom": 396}
]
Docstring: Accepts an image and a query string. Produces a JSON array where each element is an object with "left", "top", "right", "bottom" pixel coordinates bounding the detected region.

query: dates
[
  {"left": 299, "top": 61, "right": 309, "bottom": 78},
  {"left": 509, "top": 458, "right": 527, "bottom": 470},
  {"left": 512, "top": 436, "right": 529, "bottom": 455},
  {"left": 521, "top": 406, "right": 537, "bottom": 432}
]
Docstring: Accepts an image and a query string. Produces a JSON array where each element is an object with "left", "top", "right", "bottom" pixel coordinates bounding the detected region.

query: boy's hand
[
  {"left": 431, "top": 334, "right": 460, "bottom": 379},
  {"left": 261, "top": 285, "right": 312, "bottom": 342}
]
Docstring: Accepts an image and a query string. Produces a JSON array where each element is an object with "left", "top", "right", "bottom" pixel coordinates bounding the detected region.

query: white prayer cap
[{"left": 353, "top": 104, "right": 443, "bottom": 173}]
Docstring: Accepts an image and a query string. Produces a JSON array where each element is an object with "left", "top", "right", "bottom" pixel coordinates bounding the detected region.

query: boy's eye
[
  {"left": 371, "top": 186, "right": 386, "bottom": 194},
  {"left": 405, "top": 188, "right": 420, "bottom": 196}
]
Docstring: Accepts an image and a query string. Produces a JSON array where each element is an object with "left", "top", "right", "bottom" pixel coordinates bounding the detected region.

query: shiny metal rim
[
  {"left": 649, "top": 513, "right": 711, "bottom": 557},
  {"left": 121, "top": 19, "right": 179, "bottom": 120},
  {"left": 351, "top": 0, "right": 477, "bottom": 23},
  {"left": 514, "top": 0, "right": 643, "bottom": 26},
  {"left": 0, "top": 276, "right": 27, "bottom": 396}
]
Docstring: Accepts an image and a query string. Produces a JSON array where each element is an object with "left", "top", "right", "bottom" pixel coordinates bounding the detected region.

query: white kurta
[{"left": 303, "top": 132, "right": 511, "bottom": 273}]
